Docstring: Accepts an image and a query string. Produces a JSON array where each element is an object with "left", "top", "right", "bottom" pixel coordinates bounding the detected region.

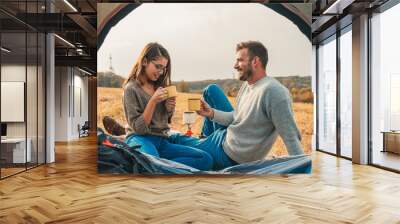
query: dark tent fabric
[
  {"left": 97, "top": 3, "right": 140, "bottom": 50},
  {"left": 98, "top": 129, "right": 312, "bottom": 175},
  {"left": 267, "top": 3, "right": 311, "bottom": 42},
  {"left": 97, "top": 3, "right": 311, "bottom": 49}
]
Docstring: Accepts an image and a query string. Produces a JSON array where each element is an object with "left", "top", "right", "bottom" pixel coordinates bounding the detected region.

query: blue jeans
[
  {"left": 125, "top": 134, "right": 213, "bottom": 171},
  {"left": 168, "top": 84, "right": 238, "bottom": 170},
  {"left": 201, "top": 84, "right": 234, "bottom": 136}
]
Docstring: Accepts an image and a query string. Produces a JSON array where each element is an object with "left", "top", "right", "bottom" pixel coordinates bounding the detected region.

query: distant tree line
[
  {"left": 176, "top": 80, "right": 189, "bottom": 92},
  {"left": 98, "top": 72, "right": 125, "bottom": 88},
  {"left": 98, "top": 72, "right": 314, "bottom": 103},
  {"left": 173, "top": 76, "right": 313, "bottom": 103},
  {"left": 290, "top": 87, "right": 313, "bottom": 103}
]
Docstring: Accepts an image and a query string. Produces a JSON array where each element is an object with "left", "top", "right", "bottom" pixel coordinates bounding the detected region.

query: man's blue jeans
[
  {"left": 168, "top": 84, "right": 238, "bottom": 170},
  {"left": 125, "top": 134, "right": 213, "bottom": 171}
]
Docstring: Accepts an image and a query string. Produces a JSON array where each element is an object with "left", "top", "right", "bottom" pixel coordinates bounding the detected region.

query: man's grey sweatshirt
[{"left": 212, "top": 76, "right": 304, "bottom": 163}]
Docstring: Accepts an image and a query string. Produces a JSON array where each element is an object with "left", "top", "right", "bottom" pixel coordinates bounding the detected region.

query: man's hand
[
  {"left": 196, "top": 99, "right": 214, "bottom": 119},
  {"left": 165, "top": 97, "right": 176, "bottom": 113}
]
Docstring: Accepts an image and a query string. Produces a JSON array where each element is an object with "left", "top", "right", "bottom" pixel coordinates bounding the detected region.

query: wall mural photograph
[{"left": 96, "top": 3, "right": 313, "bottom": 175}]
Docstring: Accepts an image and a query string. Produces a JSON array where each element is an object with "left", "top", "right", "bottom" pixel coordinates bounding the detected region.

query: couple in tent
[{"left": 102, "top": 41, "right": 306, "bottom": 172}]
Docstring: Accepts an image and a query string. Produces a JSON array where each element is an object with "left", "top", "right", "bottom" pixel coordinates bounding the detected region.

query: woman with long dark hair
[{"left": 122, "top": 43, "right": 212, "bottom": 171}]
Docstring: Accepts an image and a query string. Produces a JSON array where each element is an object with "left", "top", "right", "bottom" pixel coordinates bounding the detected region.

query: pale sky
[{"left": 98, "top": 3, "right": 311, "bottom": 81}]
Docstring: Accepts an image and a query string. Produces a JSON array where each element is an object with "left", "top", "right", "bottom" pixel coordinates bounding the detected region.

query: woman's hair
[{"left": 124, "top": 42, "right": 171, "bottom": 89}]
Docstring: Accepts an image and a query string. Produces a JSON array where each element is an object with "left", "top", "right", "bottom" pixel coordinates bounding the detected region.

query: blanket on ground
[{"left": 97, "top": 128, "right": 312, "bottom": 174}]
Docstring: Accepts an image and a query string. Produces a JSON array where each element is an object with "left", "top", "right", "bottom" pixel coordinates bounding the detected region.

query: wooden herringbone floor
[{"left": 1, "top": 136, "right": 400, "bottom": 224}]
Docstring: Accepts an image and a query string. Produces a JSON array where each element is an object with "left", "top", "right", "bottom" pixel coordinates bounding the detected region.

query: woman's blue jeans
[
  {"left": 125, "top": 84, "right": 236, "bottom": 171},
  {"left": 125, "top": 134, "right": 213, "bottom": 171},
  {"left": 168, "top": 84, "right": 238, "bottom": 170}
]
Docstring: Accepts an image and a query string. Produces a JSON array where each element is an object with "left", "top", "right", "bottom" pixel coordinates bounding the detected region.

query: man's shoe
[{"left": 102, "top": 116, "right": 126, "bottom": 136}]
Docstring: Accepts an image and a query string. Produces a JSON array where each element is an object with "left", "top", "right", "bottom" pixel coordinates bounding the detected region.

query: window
[
  {"left": 0, "top": 1, "right": 46, "bottom": 179},
  {"left": 370, "top": 2, "right": 400, "bottom": 171},
  {"left": 340, "top": 28, "right": 352, "bottom": 158},
  {"left": 317, "top": 36, "right": 337, "bottom": 154}
]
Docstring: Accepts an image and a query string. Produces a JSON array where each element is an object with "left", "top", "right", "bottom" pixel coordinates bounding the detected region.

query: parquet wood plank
[{"left": 0, "top": 136, "right": 399, "bottom": 223}]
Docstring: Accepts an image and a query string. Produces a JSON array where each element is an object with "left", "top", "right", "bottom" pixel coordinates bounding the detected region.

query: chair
[{"left": 78, "top": 121, "right": 90, "bottom": 138}]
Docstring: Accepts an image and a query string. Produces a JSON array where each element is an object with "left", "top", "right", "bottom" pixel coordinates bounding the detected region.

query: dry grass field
[{"left": 98, "top": 87, "right": 313, "bottom": 156}]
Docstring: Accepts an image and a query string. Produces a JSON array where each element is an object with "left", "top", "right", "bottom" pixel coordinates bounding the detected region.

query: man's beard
[{"left": 238, "top": 66, "right": 253, "bottom": 81}]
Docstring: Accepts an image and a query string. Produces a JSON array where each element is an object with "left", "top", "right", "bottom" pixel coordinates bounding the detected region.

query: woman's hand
[
  {"left": 165, "top": 97, "right": 176, "bottom": 113},
  {"left": 150, "top": 87, "right": 168, "bottom": 104},
  {"left": 196, "top": 99, "right": 214, "bottom": 119}
]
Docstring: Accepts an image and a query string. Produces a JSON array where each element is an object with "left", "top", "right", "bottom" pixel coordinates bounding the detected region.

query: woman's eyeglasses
[{"left": 151, "top": 61, "right": 167, "bottom": 74}]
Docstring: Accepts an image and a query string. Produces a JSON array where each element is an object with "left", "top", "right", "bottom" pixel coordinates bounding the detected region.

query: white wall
[
  {"left": 1, "top": 63, "right": 46, "bottom": 164},
  {"left": 54, "top": 66, "right": 69, "bottom": 141},
  {"left": 54, "top": 67, "right": 89, "bottom": 141},
  {"left": 1, "top": 65, "right": 26, "bottom": 138},
  {"left": 69, "top": 71, "right": 89, "bottom": 139},
  {"left": 1, "top": 65, "right": 41, "bottom": 137}
]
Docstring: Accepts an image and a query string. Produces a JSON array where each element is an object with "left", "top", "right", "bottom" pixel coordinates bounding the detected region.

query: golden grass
[{"left": 98, "top": 87, "right": 313, "bottom": 156}]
